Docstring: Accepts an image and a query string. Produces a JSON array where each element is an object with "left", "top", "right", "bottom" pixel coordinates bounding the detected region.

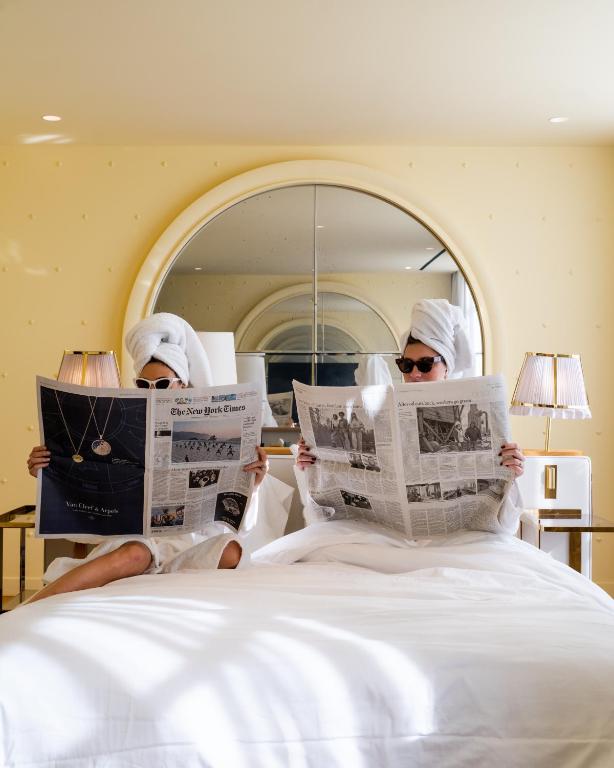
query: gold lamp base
[{"left": 521, "top": 417, "right": 584, "bottom": 456}]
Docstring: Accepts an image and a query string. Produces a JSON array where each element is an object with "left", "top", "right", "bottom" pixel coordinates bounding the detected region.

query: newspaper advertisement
[
  {"left": 294, "top": 375, "right": 514, "bottom": 537},
  {"left": 35, "top": 376, "right": 262, "bottom": 538}
]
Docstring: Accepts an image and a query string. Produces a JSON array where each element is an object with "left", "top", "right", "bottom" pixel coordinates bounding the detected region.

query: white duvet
[{"left": 1, "top": 522, "right": 613, "bottom": 767}]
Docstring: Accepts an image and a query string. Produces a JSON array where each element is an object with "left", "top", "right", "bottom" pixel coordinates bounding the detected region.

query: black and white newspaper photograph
[
  {"left": 36, "top": 377, "right": 262, "bottom": 538},
  {"left": 440, "top": 479, "right": 477, "bottom": 500},
  {"left": 171, "top": 418, "right": 242, "bottom": 463},
  {"left": 151, "top": 504, "right": 185, "bottom": 528},
  {"left": 308, "top": 405, "right": 376, "bottom": 454},
  {"left": 416, "top": 403, "right": 492, "bottom": 454},
  {"left": 188, "top": 468, "right": 220, "bottom": 489},
  {"left": 348, "top": 452, "right": 382, "bottom": 471},
  {"left": 214, "top": 491, "right": 248, "bottom": 529},
  {"left": 406, "top": 482, "right": 442, "bottom": 503},
  {"left": 477, "top": 477, "right": 507, "bottom": 501},
  {"left": 294, "top": 375, "right": 514, "bottom": 538},
  {"left": 340, "top": 490, "right": 372, "bottom": 509},
  {"left": 268, "top": 391, "right": 294, "bottom": 427}
]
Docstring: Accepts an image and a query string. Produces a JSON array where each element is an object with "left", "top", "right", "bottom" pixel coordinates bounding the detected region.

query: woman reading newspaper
[
  {"left": 26, "top": 313, "right": 269, "bottom": 603},
  {"left": 297, "top": 299, "right": 525, "bottom": 529}
]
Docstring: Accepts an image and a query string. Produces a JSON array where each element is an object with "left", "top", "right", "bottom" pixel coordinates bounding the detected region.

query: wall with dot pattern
[{"left": 1, "top": 145, "right": 613, "bottom": 593}]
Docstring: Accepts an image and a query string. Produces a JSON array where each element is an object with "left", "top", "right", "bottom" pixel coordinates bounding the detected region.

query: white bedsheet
[{"left": 1, "top": 522, "right": 613, "bottom": 767}]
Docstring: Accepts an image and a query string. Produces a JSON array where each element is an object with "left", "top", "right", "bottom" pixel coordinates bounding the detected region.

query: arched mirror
[{"left": 153, "top": 184, "right": 483, "bottom": 430}]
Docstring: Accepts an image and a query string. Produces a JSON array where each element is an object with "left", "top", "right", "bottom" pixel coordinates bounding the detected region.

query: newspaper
[
  {"left": 267, "top": 391, "right": 294, "bottom": 426},
  {"left": 35, "top": 376, "right": 262, "bottom": 538},
  {"left": 294, "top": 375, "right": 514, "bottom": 537}
]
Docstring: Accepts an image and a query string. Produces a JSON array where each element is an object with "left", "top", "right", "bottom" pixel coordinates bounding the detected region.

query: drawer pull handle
[{"left": 545, "top": 464, "right": 557, "bottom": 499}]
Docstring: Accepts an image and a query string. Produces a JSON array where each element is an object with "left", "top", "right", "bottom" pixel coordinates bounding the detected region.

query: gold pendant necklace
[
  {"left": 89, "top": 396, "right": 114, "bottom": 456},
  {"left": 54, "top": 389, "right": 96, "bottom": 463}
]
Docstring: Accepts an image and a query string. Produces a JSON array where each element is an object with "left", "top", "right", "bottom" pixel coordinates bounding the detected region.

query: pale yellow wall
[{"left": 1, "top": 145, "right": 613, "bottom": 593}]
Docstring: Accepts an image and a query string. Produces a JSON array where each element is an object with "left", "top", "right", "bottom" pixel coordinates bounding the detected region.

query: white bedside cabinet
[{"left": 516, "top": 454, "right": 592, "bottom": 578}]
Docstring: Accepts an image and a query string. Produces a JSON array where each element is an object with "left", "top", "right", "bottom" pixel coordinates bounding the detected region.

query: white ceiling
[
  {"left": 171, "top": 184, "right": 456, "bottom": 274},
  {"left": 1, "top": 0, "right": 613, "bottom": 145}
]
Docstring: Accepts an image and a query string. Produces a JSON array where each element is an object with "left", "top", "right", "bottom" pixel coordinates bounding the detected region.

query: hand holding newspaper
[
  {"left": 35, "top": 377, "right": 262, "bottom": 539},
  {"left": 294, "top": 375, "right": 515, "bottom": 537}
]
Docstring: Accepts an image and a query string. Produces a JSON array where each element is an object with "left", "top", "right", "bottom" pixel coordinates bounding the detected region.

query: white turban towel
[
  {"left": 125, "top": 312, "right": 214, "bottom": 387},
  {"left": 354, "top": 354, "right": 394, "bottom": 386},
  {"left": 399, "top": 299, "right": 473, "bottom": 377}
]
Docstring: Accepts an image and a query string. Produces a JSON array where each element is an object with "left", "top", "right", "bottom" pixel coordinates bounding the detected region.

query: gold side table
[
  {"left": 539, "top": 514, "right": 614, "bottom": 573},
  {"left": 0, "top": 505, "right": 35, "bottom": 613},
  {"left": 521, "top": 509, "right": 614, "bottom": 574}
]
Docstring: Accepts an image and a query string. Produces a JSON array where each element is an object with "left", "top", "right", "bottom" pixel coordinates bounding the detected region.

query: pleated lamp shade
[
  {"left": 58, "top": 351, "right": 121, "bottom": 387},
  {"left": 510, "top": 353, "right": 591, "bottom": 419}
]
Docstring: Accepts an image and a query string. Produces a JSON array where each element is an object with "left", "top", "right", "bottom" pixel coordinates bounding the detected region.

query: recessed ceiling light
[
  {"left": 42, "top": 115, "right": 62, "bottom": 122},
  {"left": 316, "top": 225, "right": 325, "bottom": 229},
  {"left": 194, "top": 267, "right": 202, "bottom": 271},
  {"left": 405, "top": 266, "right": 413, "bottom": 270},
  {"left": 549, "top": 116, "right": 568, "bottom": 123},
  {"left": 425, "top": 247, "right": 435, "bottom": 251}
]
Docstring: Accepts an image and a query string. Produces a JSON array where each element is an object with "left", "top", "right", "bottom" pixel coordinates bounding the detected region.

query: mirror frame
[{"left": 122, "top": 160, "right": 493, "bottom": 383}]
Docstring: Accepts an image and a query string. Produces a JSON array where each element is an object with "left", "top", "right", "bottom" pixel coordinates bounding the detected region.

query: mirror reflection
[{"left": 154, "top": 184, "right": 483, "bottom": 429}]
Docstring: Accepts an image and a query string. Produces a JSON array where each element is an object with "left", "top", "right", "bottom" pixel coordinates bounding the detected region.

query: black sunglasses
[{"left": 395, "top": 355, "right": 444, "bottom": 374}]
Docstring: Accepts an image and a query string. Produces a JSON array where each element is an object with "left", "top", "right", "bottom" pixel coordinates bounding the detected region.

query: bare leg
[
  {"left": 27, "top": 541, "right": 153, "bottom": 604},
  {"left": 218, "top": 540, "right": 242, "bottom": 569}
]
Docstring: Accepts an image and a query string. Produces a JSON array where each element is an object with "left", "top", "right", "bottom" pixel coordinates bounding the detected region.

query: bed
[{"left": 1, "top": 520, "right": 613, "bottom": 767}]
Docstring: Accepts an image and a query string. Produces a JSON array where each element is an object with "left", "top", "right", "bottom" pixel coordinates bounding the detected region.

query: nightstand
[
  {"left": 520, "top": 511, "right": 614, "bottom": 573},
  {"left": 516, "top": 453, "right": 593, "bottom": 577},
  {"left": 0, "top": 505, "right": 35, "bottom": 613},
  {"left": 1, "top": 506, "right": 92, "bottom": 612}
]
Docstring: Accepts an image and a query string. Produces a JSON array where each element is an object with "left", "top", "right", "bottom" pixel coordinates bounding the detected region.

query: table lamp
[
  {"left": 57, "top": 351, "right": 121, "bottom": 387},
  {"left": 509, "top": 352, "right": 591, "bottom": 453}
]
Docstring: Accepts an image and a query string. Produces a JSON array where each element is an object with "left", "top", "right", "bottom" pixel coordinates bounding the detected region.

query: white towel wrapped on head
[
  {"left": 399, "top": 299, "right": 473, "bottom": 377},
  {"left": 125, "top": 312, "right": 214, "bottom": 386}
]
